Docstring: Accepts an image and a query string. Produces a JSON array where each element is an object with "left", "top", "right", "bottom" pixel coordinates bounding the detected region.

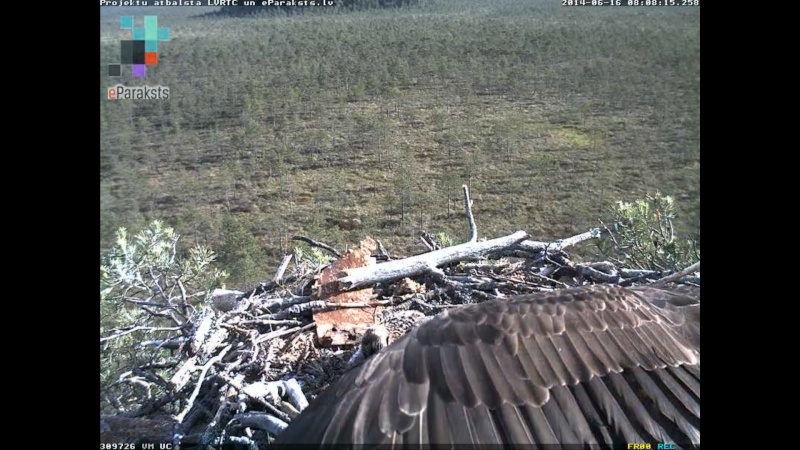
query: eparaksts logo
[{"left": 107, "top": 84, "right": 170, "bottom": 100}]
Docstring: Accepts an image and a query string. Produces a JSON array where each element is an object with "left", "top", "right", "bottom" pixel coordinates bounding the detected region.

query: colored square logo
[
  {"left": 144, "top": 16, "right": 158, "bottom": 40},
  {"left": 120, "top": 16, "right": 133, "bottom": 29},
  {"left": 132, "top": 65, "right": 146, "bottom": 78},
  {"left": 120, "top": 40, "right": 134, "bottom": 64},
  {"left": 111, "top": 16, "right": 169, "bottom": 79},
  {"left": 145, "top": 52, "right": 158, "bottom": 66}
]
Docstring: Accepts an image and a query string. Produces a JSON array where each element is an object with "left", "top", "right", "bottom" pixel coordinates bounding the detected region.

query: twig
[
  {"left": 177, "top": 279, "right": 188, "bottom": 305},
  {"left": 577, "top": 265, "right": 620, "bottom": 284},
  {"left": 446, "top": 275, "right": 494, "bottom": 284},
  {"left": 207, "top": 391, "right": 234, "bottom": 440},
  {"left": 273, "top": 255, "right": 293, "bottom": 282},
  {"left": 100, "top": 326, "right": 182, "bottom": 343},
  {"left": 598, "top": 219, "right": 620, "bottom": 248},
  {"left": 652, "top": 261, "right": 700, "bottom": 286},
  {"left": 620, "top": 268, "right": 662, "bottom": 278},
  {"left": 526, "top": 272, "right": 571, "bottom": 288},
  {"left": 219, "top": 374, "right": 291, "bottom": 422},
  {"left": 618, "top": 268, "right": 665, "bottom": 286},
  {"left": 463, "top": 184, "right": 477, "bottom": 243},
  {"left": 265, "top": 299, "right": 392, "bottom": 321},
  {"left": 232, "top": 412, "right": 288, "bottom": 436},
  {"left": 253, "top": 327, "right": 301, "bottom": 344},
  {"left": 120, "top": 299, "right": 170, "bottom": 308},
  {"left": 214, "top": 435, "right": 256, "bottom": 446},
  {"left": 515, "top": 228, "right": 601, "bottom": 253},
  {"left": 278, "top": 401, "right": 301, "bottom": 419},
  {"left": 413, "top": 296, "right": 459, "bottom": 311},
  {"left": 320, "top": 299, "right": 391, "bottom": 308},
  {"left": 254, "top": 323, "right": 315, "bottom": 344},
  {"left": 291, "top": 235, "right": 341, "bottom": 258},
  {"left": 236, "top": 318, "right": 304, "bottom": 327},
  {"left": 240, "top": 379, "right": 286, "bottom": 403},
  {"left": 283, "top": 378, "right": 309, "bottom": 412},
  {"left": 261, "top": 295, "right": 312, "bottom": 311},
  {"left": 175, "top": 344, "right": 232, "bottom": 424}
]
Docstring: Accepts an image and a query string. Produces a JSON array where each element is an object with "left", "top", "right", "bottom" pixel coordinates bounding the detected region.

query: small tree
[
  {"left": 100, "top": 220, "right": 227, "bottom": 413},
  {"left": 595, "top": 192, "right": 700, "bottom": 271},
  {"left": 217, "top": 214, "right": 265, "bottom": 286}
]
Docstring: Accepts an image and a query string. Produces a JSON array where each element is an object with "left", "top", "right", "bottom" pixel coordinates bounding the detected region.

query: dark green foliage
[
  {"left": 217, "top": 214, "right": 267, "bottom": 286},
  {"left": 100, "top": 221, "right": 227, "bottom": 413},
  {"left": 594, "top": 193, "right": 700, "bottom": 271}
]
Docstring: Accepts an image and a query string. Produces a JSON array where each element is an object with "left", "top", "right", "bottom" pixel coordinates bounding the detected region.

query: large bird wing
[{"left": 276, "top": 284, "right": 700, "bottom": 448}]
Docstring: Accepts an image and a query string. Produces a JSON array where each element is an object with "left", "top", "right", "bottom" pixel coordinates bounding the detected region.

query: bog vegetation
[{"left": 100, "top": 0, "right": 700, "bottom": 288}]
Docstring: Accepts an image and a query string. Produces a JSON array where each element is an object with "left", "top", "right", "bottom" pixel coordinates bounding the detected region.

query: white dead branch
[{"left": 338, "top": 230, "right": 529, "bottom": 290}]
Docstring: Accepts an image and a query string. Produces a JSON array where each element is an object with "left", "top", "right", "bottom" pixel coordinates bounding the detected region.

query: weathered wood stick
[{"left": 338, "top": 231, "right": 529, "bottom": 290}]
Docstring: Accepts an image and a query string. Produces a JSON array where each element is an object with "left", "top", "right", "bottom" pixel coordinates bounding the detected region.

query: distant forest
[{"left": 217, "top": 0, "right": 417, "bottom": 16}]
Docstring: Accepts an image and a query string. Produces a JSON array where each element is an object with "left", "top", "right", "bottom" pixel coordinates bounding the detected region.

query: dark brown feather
[{"left": 275, "top": 284, "right": 700, "bottom": 448}]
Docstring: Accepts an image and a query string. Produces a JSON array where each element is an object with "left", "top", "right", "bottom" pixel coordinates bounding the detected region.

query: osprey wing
[{"left": 275, "top": 284, "right": 700, "bottom": 448}]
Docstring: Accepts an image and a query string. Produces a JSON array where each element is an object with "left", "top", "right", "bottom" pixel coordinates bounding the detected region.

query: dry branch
[
  {"left": 419, "top": 235, "right": 435, "bottom": 251},
  {"left": 653, "top": 261, "right": 700, "bottom": 286},
  {"left": 283, "top": 378, "right": 309, "bottom": 412},
  {"left": 175, "top": 344, "right": 232, "bottom": 424},
  {"left": 232, "top": 412, "right": 288, "bottom": 435},
  {"left": 253, "top": 323, "right": 314, "bottom": 344},
  {"left": 100, "top": 326, "right": 182, "bottom": 343},
  {"left": 273, "top": 255, "right": 293, "bottom": 282},
  {"left": 576, "top": 264, "right": 620, "bottom": 283},
  {"left": 463, "top": 184, "right": 477, "bottom": 243},
  {"left": 515, "top": 228, "right": 601, "bottom": 253},
  {"left": 338, "top": 231, "right": 529, "bottom": 291},
  {"left": 291, "top": 235, "right": 341, "bottom": 258}
]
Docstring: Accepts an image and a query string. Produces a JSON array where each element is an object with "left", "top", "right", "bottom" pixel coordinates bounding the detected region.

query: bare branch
[
  {"left": 463, "top": 184, "right": 477, "bottom": 243},
  {"left": 620, "top": 268, "right": 662, "bottom": 278},
  {"left": 419, "top": 236, "right": 435, "bottom": 252},
  {"left": 291, "top": 235, "right": 341, "bottom": 258},
  {"left": 236, "top": 318, "right": 304, "bottom": 327},
  {"left": 100, "top": 326, "right": 182, "bottom": 343},
  {"left": 260, "top": 295, "right": 312, "bottom": 311},
  {"left": 339, "top": 231, "right": 529, "bottom": 291},
  {"left": 283, "top": 378, "right": 309, "bottom": 412},
  {"left": 514, "top": 228, "right": 601, "bottom": 253},
  {"left": 253, "top": 323, "right": 315, "bottom": 344},
  {"left": 576, "top": 264, "right": 620, "bottom": 284},
  {"left": 274, "top": 255, "right": 293, "bottom": 282},
  {"left": 175, "top": 344, "right": 232, "bottom": 424},
  {"left": 653, "top": 261, "right": 700, "bottom": 286},
  {"left": 120, "top": 299, "right": 170, "bottom": 308},
  {"left": 219, "top": 374, "right": 291, "bottom": 422},
  {"left": 232, "top": 412, "right": 288, "bottom": 436}
]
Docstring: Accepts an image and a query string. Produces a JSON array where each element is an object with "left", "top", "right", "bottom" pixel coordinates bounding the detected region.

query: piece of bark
[{"left": 313, "top": 237, "right": 378, "bottom": 347}]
